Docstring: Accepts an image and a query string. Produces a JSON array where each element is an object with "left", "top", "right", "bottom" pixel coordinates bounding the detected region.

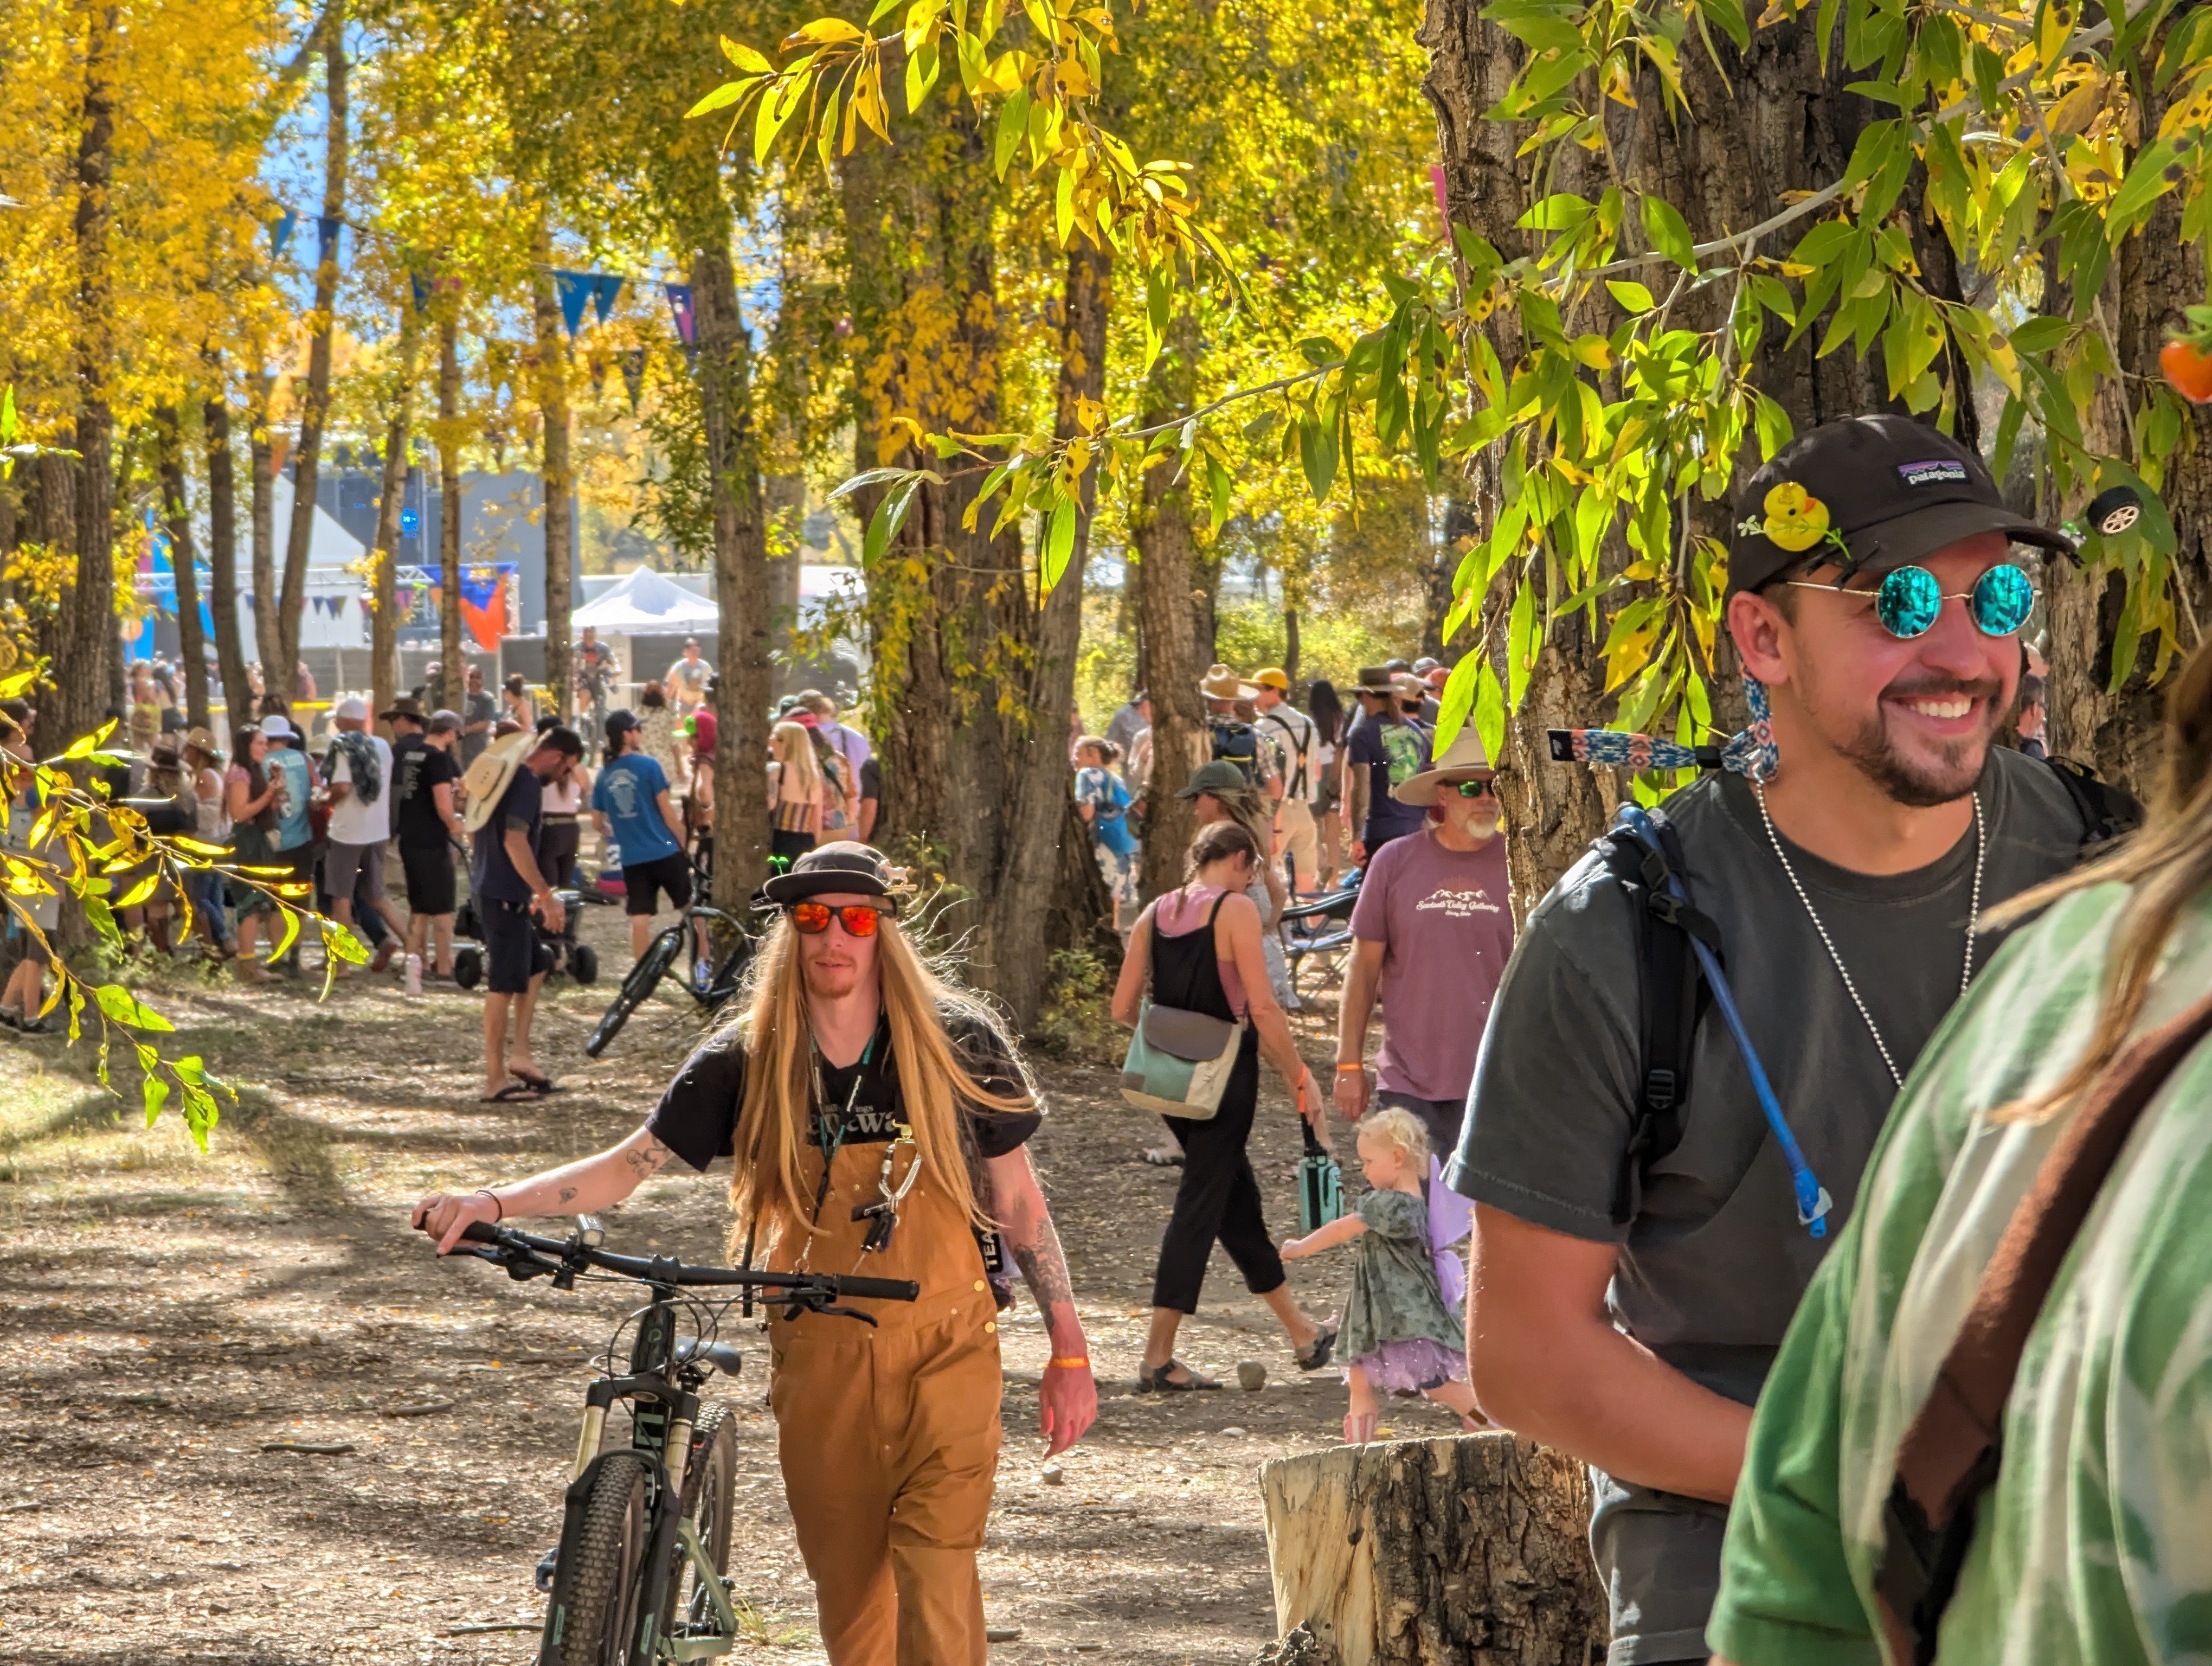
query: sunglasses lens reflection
[{"left": 1971, "top": 564, "right": 2035, "bottom": 636}]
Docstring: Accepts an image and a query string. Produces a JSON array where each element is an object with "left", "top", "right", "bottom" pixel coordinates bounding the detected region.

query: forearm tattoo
[{"left": 1009, "top": 1210, "right": 1077, "bottom": 1320}]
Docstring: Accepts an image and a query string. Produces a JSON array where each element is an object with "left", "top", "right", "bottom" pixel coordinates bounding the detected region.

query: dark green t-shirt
[{"left": 1446, "top": 747, "right": 2087, "bottom": 1663}]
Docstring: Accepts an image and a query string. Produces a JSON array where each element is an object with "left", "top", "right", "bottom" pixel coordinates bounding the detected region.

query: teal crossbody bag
[{"left": 1119, "top": 1001, "right": 1244, "bottom": 1119}]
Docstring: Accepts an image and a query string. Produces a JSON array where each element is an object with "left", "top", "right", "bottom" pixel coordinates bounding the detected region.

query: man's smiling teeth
[{"left": 1903, "top": 696, "right": 1973, "bottom": 719}]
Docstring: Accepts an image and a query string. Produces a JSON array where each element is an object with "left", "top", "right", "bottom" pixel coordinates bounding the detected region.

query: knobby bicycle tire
[
  {"left": 585, "top": 931, "right": 681, "bottom": 1058},
  {"left": 543, "top": 1451, "right": 651, "bottom": 1666},
  {"left": 674, "top": 1404, "right": 737, "bottom": 1639}
]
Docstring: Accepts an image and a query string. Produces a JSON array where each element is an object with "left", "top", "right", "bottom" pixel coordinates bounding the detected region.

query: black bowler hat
[
  {"left": 1728, "top": 414, "right": 2075, "bottom": 597},
  {"left": 757, "top": 842, "right": 903, "bottom": 912}
]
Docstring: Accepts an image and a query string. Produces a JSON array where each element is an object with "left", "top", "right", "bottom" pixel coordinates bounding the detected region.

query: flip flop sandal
[
  {"left": 479, "top": 1083, "right": 543, "bottom": 1104},
  {"left": 1295, "top": 1324, "right": 1339, "bottom": 1372},
  {"left": 508, "top": 1068, "right": 562, "bottom": 1094},
  {"left": 1136, "top": 1359, "right": 1221, "bottom": 1393}
]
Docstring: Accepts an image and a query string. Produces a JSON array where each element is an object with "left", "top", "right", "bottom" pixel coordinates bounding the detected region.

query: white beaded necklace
[{"left": 1751, "top": 784, "right": 1986, "bottom": 1088}]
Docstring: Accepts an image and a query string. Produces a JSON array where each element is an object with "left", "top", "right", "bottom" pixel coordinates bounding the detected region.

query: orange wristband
[{"left": 1046, "top": 1356, "right": 1090, "bottom": 1371}]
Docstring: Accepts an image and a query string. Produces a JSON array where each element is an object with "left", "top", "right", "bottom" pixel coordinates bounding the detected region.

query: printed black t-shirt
[
  {"left": 646, "top": 1004, "right": 1042, "bottom": 1172},
  {"left": 393, "top": 734, "right": 460, "bottom": 848}
]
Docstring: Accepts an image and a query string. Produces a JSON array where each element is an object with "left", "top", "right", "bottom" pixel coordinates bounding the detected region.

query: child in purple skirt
[{"left": 1282, "top": 1107, "right": 1484, "bottom": 1444}]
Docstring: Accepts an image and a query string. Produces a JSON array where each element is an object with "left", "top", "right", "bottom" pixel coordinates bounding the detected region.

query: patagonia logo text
[{"left": 1897, "top": 458, "right": 1970, "bottom": 487}]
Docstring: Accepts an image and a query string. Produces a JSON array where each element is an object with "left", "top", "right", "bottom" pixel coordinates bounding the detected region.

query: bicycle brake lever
[{"left": 812, "top": 1303, "right": 878, "bottom": 1327}]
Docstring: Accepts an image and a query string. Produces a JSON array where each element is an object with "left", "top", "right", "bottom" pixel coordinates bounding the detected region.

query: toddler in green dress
[{"left": 1282, "top": 1108, "right": 1484, "bottom": 1443}]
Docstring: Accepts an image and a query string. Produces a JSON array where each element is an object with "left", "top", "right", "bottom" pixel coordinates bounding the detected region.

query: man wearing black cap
[
  {"left": 591, "top": 707, "right": 689, "bottom": 964},
  {"left": 390, "top": 699, "right": 466, "bottom": 979},
  {"left": 411, "top": 841, "right": 1096, "bottom": 1663},
  {"left": 1448, "top": 415, "right": 2106, "bottom": 1664}
]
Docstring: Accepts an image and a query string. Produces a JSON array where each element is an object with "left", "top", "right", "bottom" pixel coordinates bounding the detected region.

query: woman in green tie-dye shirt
[{"left": 1711, "top": 646, "right": 2212, "bottom": 1666}]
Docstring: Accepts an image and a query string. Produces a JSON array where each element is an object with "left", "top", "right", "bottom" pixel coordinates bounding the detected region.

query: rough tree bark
[
  {"left": 1131, "top": 310, "right": 1212, "bottom": 907},
  {"left": 368, "top": 303, "right": 417, "bottom": 732},
  {"left": 56, "top": 1, "right": 119, "bottom": 750},
  {"left": 530, "top": 219, "right": 575, "bottom": 720},
  {"left": 276, "top": 12, "right": 348, "bottom": 696},
  {"left": 436, "top": 311, "right": 465, "bottom": 708},
  {"left": 1421, "top": 0, "right": 1976, "bottom": 909},
  {"left": 692, "top": 233, "right": 772, "bottom": 915},
  {"left": 2043, "top": 16, "right": 2212, "bottom": 796},
  {"left": 247, "top": 370, "right": 280, "bottom": 704},
  {"left": 155, "top": 406, "right": 210, "bottom": 731},
  {"left": 982, "top": 242, "right": 1117, "bottom": 1026},
  {"left": 843, "top": 104, "right": 1025, "bottom": 932},
  {"left": 1257, "top": 1433, "right": 1605, "bottom": 1666},
  {"left": 203, "top": 375, "right": 256, "bottom": 729}
]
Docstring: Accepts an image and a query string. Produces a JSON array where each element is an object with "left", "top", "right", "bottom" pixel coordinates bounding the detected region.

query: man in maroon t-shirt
[{"left": 1333, "top": 723, "right": 1513, "bottom": 1303}]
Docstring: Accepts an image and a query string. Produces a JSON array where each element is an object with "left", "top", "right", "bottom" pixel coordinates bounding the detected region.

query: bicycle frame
[{"left": 452, "top": 1222, "right": 915, "bottom": 1664}]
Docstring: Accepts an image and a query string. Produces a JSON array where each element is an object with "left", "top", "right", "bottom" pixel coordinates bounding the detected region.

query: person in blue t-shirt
[{"left": 593, "top": 709, "right": 691, "bottom": 963}]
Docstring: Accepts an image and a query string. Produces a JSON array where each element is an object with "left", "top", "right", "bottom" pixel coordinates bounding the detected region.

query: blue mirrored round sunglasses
[{"left": 1787, "top": 562, "right": 2037, "bottom": 640}]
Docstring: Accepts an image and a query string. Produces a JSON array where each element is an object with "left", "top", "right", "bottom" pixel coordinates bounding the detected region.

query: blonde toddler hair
[{"left": 1358, "top": 1107, "right": 1430, "bottom": 1167}]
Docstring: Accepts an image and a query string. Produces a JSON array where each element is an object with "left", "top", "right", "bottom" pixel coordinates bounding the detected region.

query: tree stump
[{"left": 1257, "top": 1432, "right": 1605, "bottom": 1666}]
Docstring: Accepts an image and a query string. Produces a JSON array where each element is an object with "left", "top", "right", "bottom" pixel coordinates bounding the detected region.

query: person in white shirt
[
  {"left": 321, "top": 696, "right": 407, "bottom": 974},
  {"left": 1252, "top": 669, "right": 1324, "bottom": 897}
]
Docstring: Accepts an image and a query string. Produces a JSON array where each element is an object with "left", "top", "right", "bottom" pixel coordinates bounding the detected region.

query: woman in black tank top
[{"left": 1110, "top": 819, "right": 1340, "bottom": 1391}]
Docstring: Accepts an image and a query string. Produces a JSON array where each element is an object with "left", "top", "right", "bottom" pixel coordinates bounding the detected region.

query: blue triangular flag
[
  {"left": 555, "top": 271, "right": 593, "bottom": 338},
  {"left": 410, "top": 271, "right": 432, "bottom": 312},
  {"left": 592, "top": 273, "right": 624, "bottom": 324},
  {"left": 618, "top": 349, "right": 645, "bottom": 412},
  {"left": 316, "top": 216, "right": 344, "bottom": 265},
  {"left": 664, "top": 283, "right": 696, "bottom": 345},
  {"left": 271, "top": 209, "right": 298, "bottom": 257}
]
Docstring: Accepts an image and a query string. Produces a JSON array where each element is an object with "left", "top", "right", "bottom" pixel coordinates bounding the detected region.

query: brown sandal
[{"left": 1136, "top": 1359, "right": 1221, "bottom": 1393}]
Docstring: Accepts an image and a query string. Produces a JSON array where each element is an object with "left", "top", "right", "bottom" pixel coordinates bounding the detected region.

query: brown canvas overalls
[{"left": 766, "top": 1116, "right": 1003, "bottom": 1665}]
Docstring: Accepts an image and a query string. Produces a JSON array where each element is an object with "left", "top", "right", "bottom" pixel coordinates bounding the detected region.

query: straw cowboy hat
[
  {"left": 1392, "top": 725, "right": 1494, "bottom": 805},
  {"left": 1198, "top": 664, "right": 1258, "bottom": 701},
  {"left": 459, "top": 730, "right": 535, "bottom": 834},
  {"left": 1351, "top": 665, "right": 1399, "bottom": 695}
]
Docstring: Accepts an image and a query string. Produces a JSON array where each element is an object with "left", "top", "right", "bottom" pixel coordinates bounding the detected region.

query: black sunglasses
[{"left": 1449, "top": 777, "right": 1500, "bottom": 799}]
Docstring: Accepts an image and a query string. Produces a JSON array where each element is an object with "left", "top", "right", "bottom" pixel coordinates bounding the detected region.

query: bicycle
[
  {"left": 447, "top": 1218, "right": 917, "bottom": 1665},
  {"left": 584, "top": 900, "right": 756, "bottom": 1058}
]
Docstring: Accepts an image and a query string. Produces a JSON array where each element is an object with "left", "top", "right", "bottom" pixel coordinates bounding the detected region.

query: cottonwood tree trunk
[
  {"left": 204, "top": 377, "right": 255, "bottom": 729},
  {"left": 982, "top": 242, "right": 1116, "bottom": 1026},
  {"left": 436, "top": 310, "right": 465, "bottom": 707},
  {"left": 842, "top": 101, "right": 1026, "bottom": 935},
  {"left": 155, "top": 405, "right": 211, "bottom": 730},
  {"left": 276, "top": 14, "right": 348, "bottom": 694},
  {"left": 248, "top": 370, "right": 280, "bottom": 702},
  {"left": 2043, "top": 18, "right": 2212, "bottom": 797},
  {"left": 368, "top": 304, "right": 417, "bottom": 731},
  {"left": 56, "top": 1, "right": 119, "bottom": 751},
  {"left": 1420, "top": 0, "right": 1974, "bottom": 909},
  {"left": 1131, "top": 311, "right": 1210, "bottom": 906},
  {"left": 1258, "top": 1433, "right": 1604, "bottom": 1666},
  {"left": 692, "top": 235, "right": 771, "bottom": 914},
  {"left": 531, "top": 220, "right": 575, "bottom": 720}
]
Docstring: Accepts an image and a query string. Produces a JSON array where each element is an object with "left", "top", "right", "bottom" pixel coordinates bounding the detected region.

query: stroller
[{"left": 451, "top": 886, "right": 609, "bottom": 990}]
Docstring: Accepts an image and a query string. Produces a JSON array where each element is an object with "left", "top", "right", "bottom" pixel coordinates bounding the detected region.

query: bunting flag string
[
  {"left": 554, "top": 271, "right": 594, "bottom": 338},
  {"left": 271, "top": 208, "right": 298, "bottom": 257},
  {"left": 591, "top": 273, "right": 624, "bottom": 325},
  {"left": 664, "top": 283, "right": 696, "bottom": 345}
]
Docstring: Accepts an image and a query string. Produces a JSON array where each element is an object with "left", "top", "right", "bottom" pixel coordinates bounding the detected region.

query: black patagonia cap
[{"left": 1727, "top": 414, "right": 2075, "bottom": 597}]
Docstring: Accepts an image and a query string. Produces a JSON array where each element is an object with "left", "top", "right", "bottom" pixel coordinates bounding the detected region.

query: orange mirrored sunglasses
[{"left": 787, "top": 901, "right": 883, "bottom": 937}]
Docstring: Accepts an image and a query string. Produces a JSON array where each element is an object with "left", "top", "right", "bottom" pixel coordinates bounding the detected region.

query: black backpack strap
[
  {"left": 1600, "top": 808, "right": 1724, "bottom": 1226},
  {"left": 2043, "top": 754, "right": 2144, "bottom": 858}
]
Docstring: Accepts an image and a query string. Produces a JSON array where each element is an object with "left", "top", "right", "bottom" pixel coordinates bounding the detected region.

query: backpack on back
[
  {"left": 1597, "top": 754, "right": 2145, "bottom": 1224},
  {"left": 1210, "top": 719, "right": 1262, "bottom": 784}
]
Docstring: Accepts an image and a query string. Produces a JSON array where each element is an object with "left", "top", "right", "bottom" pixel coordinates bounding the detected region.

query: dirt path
[{"left": 0, "top": 918, "right": 1470, "bottom": 1664}]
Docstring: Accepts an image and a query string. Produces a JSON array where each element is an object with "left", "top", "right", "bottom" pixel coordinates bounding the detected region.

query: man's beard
[{"left": 1838, "top": 676, "right": 2003, "bottom": 808}]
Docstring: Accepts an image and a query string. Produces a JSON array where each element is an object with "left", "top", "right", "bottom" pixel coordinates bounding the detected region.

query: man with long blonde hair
[{"left": 412, "top": 842, "right": 1096, "bottom": 1664}]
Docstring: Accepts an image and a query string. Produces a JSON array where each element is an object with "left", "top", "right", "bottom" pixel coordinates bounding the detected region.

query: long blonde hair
[
  {"left": 1988, "top": 643, "right": 2212, "bottom": 1119},
  {"left": 771, "top": 720, "right": 823, "bottom": 806},
  {"left": 725, "top": 910, "right": 1034, "bottom": 1249}
]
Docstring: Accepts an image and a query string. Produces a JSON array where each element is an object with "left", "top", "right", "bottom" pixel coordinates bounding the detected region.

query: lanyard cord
[{"left": 797, "top": 1027, "right": 882, "bottom": 1273}]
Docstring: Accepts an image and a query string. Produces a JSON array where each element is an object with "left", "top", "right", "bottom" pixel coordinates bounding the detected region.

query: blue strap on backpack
[{"left": 1612, "top": 804, "right": 1832, "bottom": 1238}]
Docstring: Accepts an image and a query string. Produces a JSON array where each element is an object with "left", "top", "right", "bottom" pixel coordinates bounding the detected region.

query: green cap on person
[{"left": 1176, "top": 760, "right": 1249, "bottom": 799}]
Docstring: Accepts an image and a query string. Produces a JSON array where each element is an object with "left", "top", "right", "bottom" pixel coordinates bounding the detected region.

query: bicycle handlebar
[{"left": 456, "top": 1220, "right": 918, "bottom": 1302}]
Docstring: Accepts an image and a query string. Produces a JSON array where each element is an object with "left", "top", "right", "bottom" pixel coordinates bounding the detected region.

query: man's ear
[{"left": 1727, "top": 590, "right": 1792, "bottom": 687}]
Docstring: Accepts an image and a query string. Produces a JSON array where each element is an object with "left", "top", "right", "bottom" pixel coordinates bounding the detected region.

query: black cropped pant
[{"left": 1149, "top": 1032, "right": 1284, "bottom": 1312}]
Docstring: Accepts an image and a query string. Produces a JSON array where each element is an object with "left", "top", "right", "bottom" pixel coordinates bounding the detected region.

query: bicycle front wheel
[
  {"left": 584, "top": 931, "right": 680, "bottom": 1058},
  {"left": 542, "top": 1452, "right": 651, "bottom": 1666}
]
